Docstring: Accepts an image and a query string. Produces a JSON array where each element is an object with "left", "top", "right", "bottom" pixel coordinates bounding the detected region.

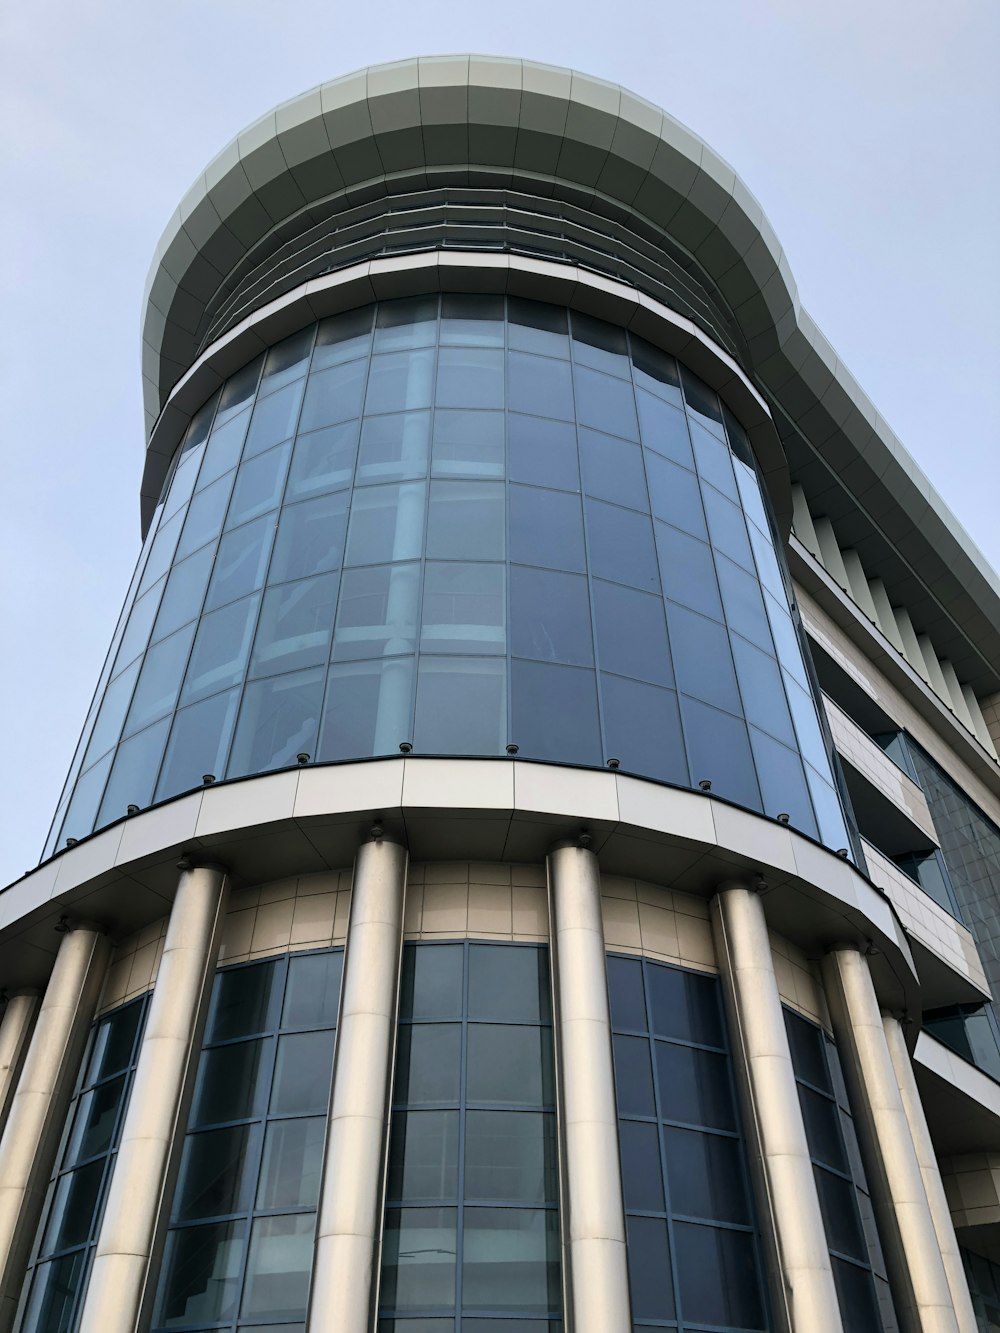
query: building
[{"left": 0, "top": 52, "right": 998, "bottom": 1333}]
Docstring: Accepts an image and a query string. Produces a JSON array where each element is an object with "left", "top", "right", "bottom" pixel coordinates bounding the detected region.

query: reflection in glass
[
  {"left": 228, "top": 669, "right": 323, "bottom": 776},
  {"left": 158, "top": 1221, "right": 244, "bottom": 1327},
  {"left": 241, "top": 1214, "right": 316, "bottom": 1321}
]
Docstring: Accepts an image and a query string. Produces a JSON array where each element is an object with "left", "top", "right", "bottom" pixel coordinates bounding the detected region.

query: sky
[{"left": 0, "top": 0, "right": 997, "bottom": 887}]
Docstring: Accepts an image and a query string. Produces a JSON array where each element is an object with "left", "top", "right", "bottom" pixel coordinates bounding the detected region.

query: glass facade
[
  {"left": 963, "top": 1247, "right": 1000, "bottom": 1333},
  {"left": 18, "top": 998, "right": 147, "bottom": 1333},
  {"left": 380, "top": 942, "right": 560, "bottom": 1331},
  {"left": 152, "top": 949, "right": 343, "bottom": 1333},
  {"left": 607, "top": 954, "right": 768, "bottom": 1332},
  {"left": 48, "top": 296, "right": 849, "bottom": 857}
]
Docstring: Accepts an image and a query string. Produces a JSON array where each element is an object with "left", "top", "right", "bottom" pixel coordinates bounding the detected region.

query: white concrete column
[
  {"left": 0, "top": 991, "right": 40, "bottom": 1138},
  {"left": 711, "top": 885, "right": 843, "bottom": 1333},
  {"left": 78, "top": 861, "right": 229, "bottom": 1333},
  {"left": 547, "top": 841, "right": 631, "bottom": 1333},
  {"left": 822, "top": 945, "right": 959, "bottom": 1333},
  {"left": 0, "top": 925, "right": 108, "bottom": 1331},
  {"left": 307, "top": 834, "right": 407, "bottom": 1333},
  {"left": 883, "top": 1013, "right": 977, "bottom": 1333}
]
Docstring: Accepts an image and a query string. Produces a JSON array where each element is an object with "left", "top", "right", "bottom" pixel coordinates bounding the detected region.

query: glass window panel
[
  {"left": 181, "top": 594, "right": 260, "bottom": 704},
  {"left": 584, "top": 499, "right": 659, "bottom": 591},
  {"left": 345, "top": 482, "right": 426, "bottom": 566},
  {"left": 59, "top": 751, "right": 113, "bottom": 844},
  {"left": 607, "top": 956, "right": 647, "bottom": 1032},
  {"left": 466, "top": 1026, "right": 553, "bottom": 1107},
  {"left": 421, "top": 562, "right": 505, "bottom": 655},
  {"left": 655, "top": 524, "right": 722, "bottom": 621},
  {"left": 749, "top": 520, "right": 787, "bottom": 600},
  {"left": 751, "top": 729, "right": 818, "bottom": 835},
  {"left": 573, "top": 366, "right": 638, "bottom": 439},
  {"left": 666, "top": 605, "right": 740, "bottom": 714},
  {"left": 462, "top": 1208, "right": 559, "bottom": 1312},
  {"left": 413, "top": 657, "right": 506, "bottom": 755},
  {"left": 270, "top": 1030, "right": 335, "bottom": 1115},
  {"left": 228, "top": 668, "right": 324, "bottom": 777},
  {"left": 43, "top": 1158, "right": 104, "bottom": 1251},
  {"left": 690, "top": 420, "right": 738, "bottom": 499},
  {"left": 465, "top": 1111, "right": 557, "bottom": 1203},
  {"left": 508, "top": 414, "right": 579, "bottom": 491},
  {"left": 86, "top": 1001, "right": 143, "bottom": 1082},
  {"left": 439, "top": 293, "right": 503, "bottom": 345},
  {"left": 358, "top": 411, "right": 431, "bottom": 484},
  {"left": 601, "top": 674, "right": 687, "bottom": 784},
  {"left": 618, "top": 1119, "right": 664, "bottom": 1212},
  {"left": 509, "top": 484, "right": 586, "bottom": 573},
  {"left": 510, "top": 660, "right": 601, "bottom": 767},
  {"left": 681, "top": 695, "right": 762, "bottom": 806},
  {"left": 162, "top": 450, "right": 200, "bottom": 522},
  {"left": 156, "top": 1221, "right": 245, "bottom": 1327},
  {"left": 431, "top": 410, "right": 504, "bottom": 479},
  {"left": 374, "top": 297, "right": 438, "bottom": 352},
  {"left": 400, "top": 945, "right": 464, "bottom": 1022},
  {"left": 646, "top": 966, "right": 723, "bottom": 1046},
  {"left": 241, "top": 1214, "right": 315, "bottom": 1321},
  {"left": 730, "top": 636, "right": 795, "bottom": 744},
  {"left": 210, "top": 962, "right": 277, "bottom": 1042},
  {"left": 388, "top": 1110, "right": 460, "bottom": 1202},
  {"left": 381, "top": 1207, "right": 457, "bottom": 1311},
  {"left": 766, "top": 598, "right": 809, "bottom": 686},
  {"left": 197, "top": 410, "right": 251, "bottom": 490},
  {"left": 636, "top": 390, "right": 692, "bottom": 467},
  {"left": 114, "top": 583, "right": 165, "bottom": 672},
  {"left": 426, "top": 481, "right": 504, "bottom": 561},
  {"left": 798, "top": 1085, "right": 848, "bottom": 1172},
  {"left": 435, "top": 346, "right": 504, "bottom": 410},
  {"left": 249, "top": 574, "right": 339, "bottom": 678},
  {"left": 680, "top": 365, "right": 725, "bottom": 432},
  {"left": 21, "top": 1253, "right": 86, "bottom": 1333},
  {"left": 655, "top": 1043, "right": 735, "bottom": 1130},
  {"left": 702, "top": 485, "right": 755, "bottom": 570},
  {"left": 96, "top": 715, "right": 170, "bottom": 825},
  {"left": 283, "top": 951, "right": 343, "bottom": 1029},
  {"left": 592, "top": 580, "right": 672, "bottom": 686},
  {"left": 319, "top": 657, "right": 415, "bottom": 761},
  {"left": 631, "top": 337, "right": 682, "bottom": 404},
  {"left": 580, "top": 430, "right": 648, "bottom": 510},
  {"left": 151, "top": 544, "right": 215, "bottom": 644},
  {"left": 612, "top": 1035, "right": 655, "bottom": 1117},
  {"left": 784, "top": 1010, "right": 832, "bottom": 1093},
  {"left": 83, "top": 659, "right": 140, "bottom": 768},
  {"left": 124, "top": 623, "right": 196, "bottom": 735},
  {"left": 571, "top": 312, "right": 629, "bottom": 377},
  {"left": 217, "top": 355, "right": 264, "bottom": 425},
  {"left": 367, "top": 349, "right": 436, "bottom": 414},
  {"left": 204, "top": 512, "right": 277, "bottom": 612},
  {"left": 662, "top": 1127, "right": 749, "bottom": 1223},
  {"left": 174, "top": 1124, "right": 252, "bottom": 1221},
  {"left": 180, "top": 390, "right": 220, "bottom": 457},
  {"left": 806, "top": 766, "right": 850, "bottom": 852},
  {"left": 508, "top": 352, "right": 574, "bottom": 420},
  {"left": 832, "top": 1256, "right": 883, "bottom": 1333},
  {"left": 257, "top": 1117, "right": 327, "bottom": 1210},
  {"left": 298, "top": 358, "right": 368, "bottom": 433},
  {"left": 672, "top": 1221, "right": 763, "bottom": 1328},
  {"left": 469, "top": 945, "right": 550, "bottom": 1023},
  {"left": 66, "top": 1078, "right": 125, "bottom": 1163},
  {"left": 511, "top": 566, "right": 593, "bottom": 667},
  {"left": 314, "top": 307, "right": 374, "bottom": 367},
  {"left": 735, "top": 458, "right": 774, "bottom": 536},
  {"left": 461, "top": 1323, "right": 555, "bottom": 1333},
  {"left": 395, "top": 1025, "right": 463, "bottom": 1105},
  {"left": 625, "top": 1215, "right": 674, "bottom": 1320},
  {"left": 191, "top": 1039, "right": 268, "bottom": 1126},
  {"left": 156, "top": 687, "right": 240, "bottom": 799},
  {"left": 270, "top": 490, "right": 349, "bottom": 584},
  {"left": 643, "top": 453, "right": 706, "bottom": 537},
  {"left": 285, "top": 422, "right": 360, "bottom": 501},
  {"left": 224, "top": 441, "right": 290, "bottom": 529},
  {"left": 785, "top": 675, "right": 831, "bottom": 772},
  {"left": 716, "top": 555, "right": 773, "bottom": 651},
  {"left": 508, "top": 298, "right": 568, "bottom": 354},
  {"left": 137, "top": 511, "right": 184, "bottom": 596},
  {"left": 815, "top": 1167, "right": 868, "bottom": 1261},
  {"left": 333, "top": 563, "right": 419, "bottom": 661},
  {"left": 177, "top": 473, "right": 235, "bottom": 560},
  {"left": 244, "top": 379, "right": 305, "bottom": 458},
  {"left": 260, "top": 326, "right": 315, "bottom": 391}
]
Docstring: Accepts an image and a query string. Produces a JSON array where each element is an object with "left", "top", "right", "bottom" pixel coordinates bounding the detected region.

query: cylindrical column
[
  {"left": 0, "top": 990, "right": 40, "bottom": 1138},
  {"left": 0, "top": 926, "right": 108, "bottom": 1332},
  {"left": 78, "top": 862, "right": 229, "bottom": 1333},
  {"left": 883, "top": 1012, "right": 977, "bottom": 1333},
  {"left": 822, "top": 945, "right": 959, "bottom": 1333},
  {"left": 547, "top": 841, "right": 631, "bottom": 1333},
  {"left": 307, "top": 834, "right": 407, "bottom": 1333},
  {"left": 711, "top": 885, "right": 843, "bottom": 1333}
]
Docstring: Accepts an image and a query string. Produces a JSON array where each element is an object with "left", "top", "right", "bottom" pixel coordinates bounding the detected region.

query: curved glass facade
[{"left": 48, "top": 296, "right": 849, "bottom": 855}]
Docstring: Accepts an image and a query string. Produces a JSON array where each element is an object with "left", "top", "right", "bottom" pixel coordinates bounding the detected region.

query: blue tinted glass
[
  {"left": 156, "top": 688, "right": 240, "bottom": 799},
  {"left": 115, "top": 582, "right": 165, "bottom": 670},
  {"left": 730, "top": 637, "right": 795, "bottom": 744},
  {"left": 647, "top": 966, "right": 724, "bottom": 1046},
  {"left": 374, "top": 297, "right": 437, "bottom": 351},
  {"left": 573, "top": 366, "right": 638, "bottom": 439},
  {"left": 585, "top": 499, "right": 659, "bottom": 591},
  {"left": 249, "top": 574, "right": 340, "bottom": 678},
  {"left": 97, "top": 716, "right": 170, "bottom": 824},
  {"left": 749, "top": 732, "right": 816, "bottom": 832},
  {"left": 422, "top": 563, "right": 505, "bottom": 655},
  {"left": 579, "top": 430, "right": 648, "bottom": 509},
  {"left": 440, "top": 294, "right": 504, "bottom": 346},
  {"left": 137, "top": 511, "right": 183, "bottom": 596},
  {"left": 181, "top": 594, "right": 260, "bottom": 704},
  {"left": 299, "top": 358, "right": 367, "bottom": 432},
  {"left": 680, "top": 365, "right": 725, "bottom": 433},
  {"left": 592, "top": 581, "right": 672, "bottom": 686},
  {"left": 358, "top": 411, "right": 430, "bottom": 484},
  {"left": 314, "top": 307, "right": 373, "bottom": 366},
  {"left": 667, "top": 605, "right": 740, "bottom": 713},
  {"left": 427, "top": 481, "right": 505, "bottom": 561},
  {"left": 224, "top": 441, "right": 290, "bottom": 529},
  {"left": 367, "top": 349, "right": 435, "bottom": 414},
  {"left": 124, "top": 623, "right": 196, "bottom": 735},
  {"left": 436, "top": 347, "right": 504, "bottom": 410},
  {"left": 216, "top": 354, "right": 263, "bottom": 425},
  {"left": 509, "top": 352, "right": 574, "bottom": 420},
  {"left": 510, "top": 485, "right": 585, "bottom": 573},
  {"left": 644, "top": 453, "right": 707, "bottom": 537},
  {"left": 334, "top": 564, "right": 419, "bottom": 660},
  {"left": 431, "top": 410, "right": 504, "bottom": 479},
  {"left": 619, "top": 1120, "right": 664, "bottom": 1211},
  {"left": 631, "top": 338, "right": 682, "bottom": 404},
  {"left": 571, "top": 312, "right": 629, "bottom": 378},
  {"left": 177, "top": 473, "right": 234, "bottom": 560},
  {"left": 655, "top": 524, "right": 722, "bottom": 620},
  {"left": 204, "top": 512, "right": 276, "bottom": 611},
  {"left": 162, "top": 451, "right": 200, "bottom": 522},
  {"left": 749, "top": 521, "right": 787, "bottom": 598},
  {"left": 673, "top": 1222, "right": 763, "bottom": 1327},
  {"left": 244, "top": 378, "right": 305, "bottom": 458},
  {"left": 260, "top": 325, "right": 314, "bottom": 391},
  {"left": 716, "top": 554, "right": 773, "bottom": 651},
  {"left": 766, "top": 598, "right": 809, "bottom": 686},
  {"left": 601, "top": 675, "right": 687, "bottom": 785},
  {"left": 702, "top": 486, "right": 754, "bottom": 570},
  {"left": 60, "top": 752, "right": 114, "bottom": 843},
  {"left": 626, "top": 1216, "right": 674, "bottom": 1320},
  {"left": 613, "top": 1034, "right": 655, "bottom": 1117},
  {"left": 655, "top": 1043, "right": 734, "bottom": 1130},
  {"left": 285, "top": 422, "right": 359, "bottom": 500},
  {"left": 84, "top": 659, "right": 140, "bottom": 767},
  {"left": 151, "top": 544, "right": 215, "bottom": 643},
  {"left": 511, "top": 660, "right": 601, "bottom": 766},
  {"left": 662, "top": 1127, "right": 749, "bottom": 1223},
  {"left": 508, "top": 298, "right": 569, "bottom": 357},
  {"left": 346, "top": 483, "right": 426, "bottom": 566},
  {"left": 636, "top": 390, "right": 692, "bottom": 465},
  {"left": 607, "top": 956, "right": 646, "bottom": 1031},
  {"left": 508, "top": 415, "right": 579, "bottom": 491},
  {"left": 320, "top": 657, "right": 415, "bottom": 760},
  {"left": 511, "top": 566, "right": 593, "bottom": 666},
  {"left": 682, "top": 697, "right": 762, "bottom": 810},
  {"left": 197, "top": 410, "right": 250, "bottom": 490},
  {"left": 270, "top": 490, "right": 349, "bottom": 584},
  {"left": 689, "top": 420, "right": 738, "bottom": 499},
  {"left": 229, "top": 668, "right": 324, "bottom": 776},
  {"left": 413, "top": 658, "right": 506, "bottom": 755}
]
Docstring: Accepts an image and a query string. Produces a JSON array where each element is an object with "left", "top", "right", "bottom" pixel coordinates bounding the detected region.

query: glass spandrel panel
[
  {"left": 177, "top": 473, "right": 235, "bottom": 560},
  {"left": 181, "top": 594, "right": 260, "bottom": 704},
  {"left": 381, "top": 1207, "right": 457, "bottom": 1312},
  {"left": 298, "top": 358, "right": 367, "bottom": 433},
  {"left": 464, "top": 1112, "right": 556, "bottom": 1203},
  {"left": 655, "top": 524, "right": 722, "bottom": 620},
  {"left": 285, "top": 422, "right": 359, "bottom": 501},
  {"left": 151, "top": 544, "right": 215, "bottom": 644},
  {"left": 690, "top": 420, "right": 738, "bottom": 500},
  {"left": 367, "top": 349, "right": 436, "bottom": 414},
  {"left": 636, "top": 390, "right": 692, "bottom": 466},
  {"left": 662, "top": 1127, "right": 750, "bottom": 1223},
  {"left": 192, "top": 1039, "right": 268, "bottom": 1126},
  {"left": 426, "top": 481, "right": 505, "bottom": 561},
  {"left": 260, "top": 326, "right": 315, "bottom": 392},
  {"left": 511, "top": 660, "right": 601, "bottom": 767},
  {"left": 283, "top": 951, "right": 343, "bottom": 1028},
  {"left": 466, "top": 1026, "right": 554, "bottom": 1107},
  {"left": 462, "top": 1208, "right": 559, "bottom": 1312},
  {"left": 672, "top": 1222, "right": 764, "bottom": 1328},
  {"left": 314, "top": 306, "right": 373, "bottom": 367},
  {"left": 156, "top": 1222, "right": 245, "bottom": 1327},
  {"left": 244, "top": 379, "right": 306, "bottom": 459},
  {"left": 387, "top": 1110, "right": 460, "bottom": 1201},
  {"left": 223, "top": 441, "right": 291, "bottom": 529},
  {"left": 174, "top": 1124, "right": 253, "bottom": 1221},
  {"left": 643, "top": 453, "right": 707, "bottom": 537},
  {"left": 618, "top": 1120, "right": 664, "bottom": 1212},
  {"left": 681, "top": 696, "right": 762, "bottom": 810},
  {"left": 571, "top": 312, "right": 629, "bottom": 377},
  {"left": 217, "top": 355, "right": 264, "bottom": 425},
  {"left": 751, "top": 729, "right": 818, "bottom": 835},
  {"left": 395, "top": 1026, "right": 462, "bottom": 1105},
  {"left": 257, "top": 1116, "right": 326, "bottom": 1210},
  {"left": 508, "top": 297, "right": 569, "bottom": 356},
  {"left": 585, "top": 499, "right": 659, "bottom": 592},
  {"left": 436, "top": 347, "right": 504, "bottom": 410},
  {"left": 592, "top": 580, "right": 671, "bottom": 686},
  {"left": 96, "top": 715, "right": 170, "bottom": 825},
  {"left": 400, "top": 945, "right": 464, "bottom": 1021},
  {"left": 573, "top": 365, "right": 638, "bottom": 439},
  {"left": 631, "top": 337, "right": 682, "bottom": 404},
  {"left": 626, "top": 1215, "right": 674, "bottom": 1320},
  {"left": 509, "top": 485, "right": 586, "bottom": 573},
  {"left": 155, "top": 687, "right": 240, "bottom": 799},
  {"left": 666, "top": 605, "right": 740, "bottom": 714},
  {"left": 357, "top": 411, "right": 431, "bottom": 485},
  {"left": 204, "top": 512, "right": 277, "bottom": 612},
  {"left": 197, "top": 410, "right": 251, "bottom": 491},
  {"left": 510, "top": 566, "right": 593, "bottom": 667},
  {"left": 249, "top": 574, "right": 339, "bottom": 678},
  {"left": 508, "top": 414, "right": 579, "bottom": 491},
  {"left": 579, "top": 430, "right": 648, "bottom": 510},
  {"left": 469, "top": 945, "right": 550, "bottom": 1023},
  {"left": 228, "top": 668, "right": 323, "bottom": 776},
  {"left": 334, "top": 563, "right": 419, "bottom": 660},
  {"left": 270, "top": 490, "right": 349, "bottom": 584},
  {"left": 374, "top": 297, "right": 438, "bottom": 352},
  {"left": 413, "top": 657, "right": 506, "bottom": 755},
  {"left": 83, "top": 659, "right": 140, "bottom": 768},
  {"left": 431, "top": 410, "right": 504, "bottom": 479},
  {"left": 319, "top": 657, "right": 415, "bottom": 761},
  {"left": 655, "top": 1042, "right": 735, "bottom": 1130},
  {"left": 269, "top": 1030, "right": 336, "bottom": 1115},
  {"left": 345, "top": 482, "right": 426, "bottom": 566},
  {"left": 421, "top": 562, "right": 505, "bottom": 655},
  {"left": 440, "top": 294, "right": 504, "bottom": 346},
  {"left": 240, "top": 1214, "right": 315, "bottom": 1321},
  {"left": 508, "top": 352, "right": 573, "bottom": 420}
]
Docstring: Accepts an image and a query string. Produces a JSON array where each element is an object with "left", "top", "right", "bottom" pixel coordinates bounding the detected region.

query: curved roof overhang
[{"left": 141, "top": 55, "right": 1000, "bottom": 690}]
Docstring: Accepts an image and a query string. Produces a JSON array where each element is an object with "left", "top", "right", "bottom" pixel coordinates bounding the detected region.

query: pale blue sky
[{"left": 1, "top": 0, "right": 997, "bottom": 885}]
